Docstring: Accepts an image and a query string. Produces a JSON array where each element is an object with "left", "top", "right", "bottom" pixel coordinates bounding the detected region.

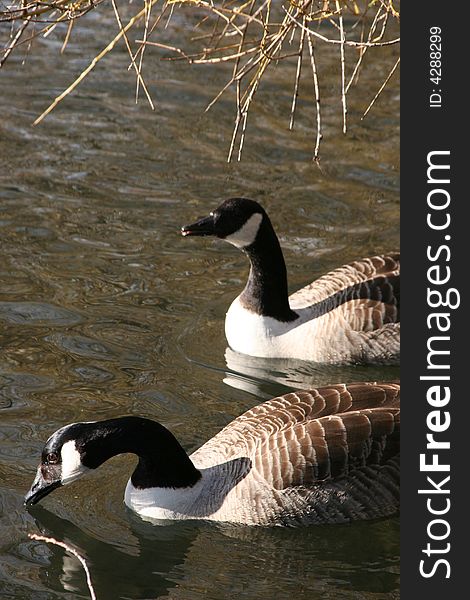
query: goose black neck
[
  {"left": 240, "top": 216, "right": 298, "bottom": 321},
  {"left": 79, "top": 417, "right": 201, "bottom": 489}
]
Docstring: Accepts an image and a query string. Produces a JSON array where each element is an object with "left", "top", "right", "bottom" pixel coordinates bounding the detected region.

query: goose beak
[
  {"left": 25, "top": 467, "right": 62, "bottom": 506},
  {"left": 181, "top": 215, "right": 215, "bottom": 237}
]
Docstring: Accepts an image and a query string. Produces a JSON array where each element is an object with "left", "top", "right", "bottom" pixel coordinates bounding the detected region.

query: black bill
[
  {"left": 25, "top": 467, "right": 62, "bottom": 506},
  {"left": 181, "top": 215, "right": 215, "bottom": 237}
]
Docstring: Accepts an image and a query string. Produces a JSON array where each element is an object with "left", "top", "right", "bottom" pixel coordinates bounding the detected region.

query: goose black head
[
  {"left": 25, "top": 417, "right": 201, "bottom": 507},
  {"left": 181, "top": 198, "right": 267, "bottom": 249},
  {"left": 25, "top": 422, "right": 95, "bottom": 506}
]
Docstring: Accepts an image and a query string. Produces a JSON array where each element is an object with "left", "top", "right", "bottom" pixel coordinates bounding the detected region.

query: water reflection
[
  {"left": 0, "top": 301, "right": 82, "bottom": 327},
  {"left": 224, "top": 347, "right": 400, "bottom": 396},
  {"left": 178, "top": 299, "right": 399, "bottom": 399},
  {"left": 26, "top": 505, "right": 195, "bottom": 599},
  {"left": 26, "top": 505, "right": 398, "bottom": 600}
]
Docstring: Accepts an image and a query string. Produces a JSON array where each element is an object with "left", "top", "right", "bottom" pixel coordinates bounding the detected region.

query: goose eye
[{"left": 46, "top": 452, "right": 59, "bottom": 464}]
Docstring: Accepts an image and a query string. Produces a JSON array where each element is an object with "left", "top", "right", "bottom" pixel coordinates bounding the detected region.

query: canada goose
[
  {"left": 181, "top": 198, "right": 400, "bottom": 364},
  {"left": 25, "top": 382, "right": 399, "bottom": 526}
]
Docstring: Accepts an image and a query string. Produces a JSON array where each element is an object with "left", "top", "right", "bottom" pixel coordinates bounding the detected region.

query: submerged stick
[{"left": 28, "top": 533, "right": 97, "bottom": 600}]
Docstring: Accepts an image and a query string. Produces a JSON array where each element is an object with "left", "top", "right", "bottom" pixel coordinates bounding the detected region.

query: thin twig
[
  {"left": 344, "top": 5, "right": 381, "bottom": 94},
  {"left": 137, "top": 40, "right": 193, "bottom": 61},
  {"left": 33, "top": 0, "right": 159, "bottom": 125},
  {"left": 29, "top": 533, "right": 97, "bottom": 600},
  {"left": 136, "top": 0, "right": 153, "bottom": 102},
  {"left": 232, "top": 0, "right": 255, "bottom": 81},
  {"left": 307, "top": 32, "right": 322, "bottom": 163},
  {"left": 2, "top": 0, "right": 400, "bottom": 160},
  {"left": 227, "top": 79, "right": 242, "bottom": 162},
  {"left": 362, "top": 56, "right": 400, "bottom": 119},
  {"left": 228, "top": 0, "right": 314, "bottom": 159},
  {"left": 138, "top": 39, "right": 259, "bottom": 64},
  {"left": 110, "top": 0, "right": 154, "bottom": 110},
  {"left": 335, "top": 0, "right": 347, "bottom": 133},
  {"left": 60, "top": 16, "right": 74, "bottom": 54},
  {"left": 285, "top": 10, "right": 400, "bottom": 47},
  {"left": 237, "top": 109, "right": 248, "bottom": 162},
  {"left": 0, "top": 16, "right": 31, "bottom": 68},
  {"left": 128, "top": 1, "right": 170, "bottom": 67},
  {"left": 289, "top": 15, "right": 306, "bottom": 130}
]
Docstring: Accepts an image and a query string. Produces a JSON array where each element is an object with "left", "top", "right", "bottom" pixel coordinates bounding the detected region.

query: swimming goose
[
  {"left": 181, "top": 198, "right": 400, "bottom": 364},
  {"left": 25, "top": 382, "right": 400, "bottom": 526}
]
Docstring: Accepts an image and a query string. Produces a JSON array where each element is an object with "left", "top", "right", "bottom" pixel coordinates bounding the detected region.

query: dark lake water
[{"left": 1, "top": 8, "right": 399, "bottom": 600}]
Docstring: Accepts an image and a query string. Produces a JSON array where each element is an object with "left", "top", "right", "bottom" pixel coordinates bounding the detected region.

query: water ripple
[{"left": 0, "top": 302, "right": 82, "bottom": 327}]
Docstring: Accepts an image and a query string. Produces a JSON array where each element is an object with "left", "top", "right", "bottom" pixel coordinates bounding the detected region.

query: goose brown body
[{"left": 184, "top": 381, "right": 400, "bottom": 525}]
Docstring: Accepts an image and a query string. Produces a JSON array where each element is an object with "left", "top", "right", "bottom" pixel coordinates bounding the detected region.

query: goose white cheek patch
[
  {"left": 225, "top": 213, "right": 263, "bottom": 248},
  {"left": 60, "top": 440, "right": 89, "bottom": 484}
]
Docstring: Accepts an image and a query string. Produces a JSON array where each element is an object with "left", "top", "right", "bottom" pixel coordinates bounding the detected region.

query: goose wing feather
[
  {"left": 289, "top": 254, "right": 400, "bottom": 332},
  {"left": 289, "top": 253, "right": 400, "bottom": 309},
  {"left": 190, "top": 382, "right": 400, "bottom": 525},
  {"left": 252, "top": 384, "right": 399, "bottom": 489},
  {"left": 194, "top": 382, "right": 399, "bottom": 471},
  {"left": 261, "top": 405, "right": 400, "bottom": 489},
  {"left": 282, "top": 254, "right": 400, "bottom": 364}
]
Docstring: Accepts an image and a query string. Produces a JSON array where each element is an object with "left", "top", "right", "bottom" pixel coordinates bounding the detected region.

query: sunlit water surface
[{"left": 1, "top": 9, "right": 399, "bottom": 600}]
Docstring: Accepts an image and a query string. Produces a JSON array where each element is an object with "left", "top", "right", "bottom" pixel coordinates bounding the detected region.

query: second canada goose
[
  {"left": 181, "top": 198, "right": 400, "bottom": 364},
  {"left": 25, "top": 382, "right": 399, "bottom": 526}
]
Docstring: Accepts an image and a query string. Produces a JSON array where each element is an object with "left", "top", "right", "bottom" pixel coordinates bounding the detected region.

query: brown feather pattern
[
  {"left": 287, "top": 254, "right": 400, "bottom": 363},
  {"left": 191, "top": 382, "right": 400, "bottom": 525},
  {"left": 290, "top": 254, "right": 400, "bottom": 311}
]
